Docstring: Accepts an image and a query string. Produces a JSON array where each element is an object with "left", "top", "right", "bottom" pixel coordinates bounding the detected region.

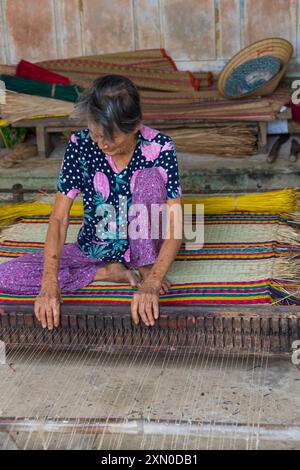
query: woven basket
[{"left": 218, "top": 37, "right": 293, "bottom": 99}]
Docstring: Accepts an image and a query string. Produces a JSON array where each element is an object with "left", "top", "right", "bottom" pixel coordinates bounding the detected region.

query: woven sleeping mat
[{"left": 0, "top": 212, "right": 299, "bottom": 306}]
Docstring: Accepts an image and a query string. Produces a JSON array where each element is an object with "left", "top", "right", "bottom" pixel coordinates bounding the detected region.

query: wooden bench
[{"left": 12, "top": 116, "right": 277, "bottom": 158}]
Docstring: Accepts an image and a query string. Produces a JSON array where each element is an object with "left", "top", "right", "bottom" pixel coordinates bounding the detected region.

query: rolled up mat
[
  {"left": 0, "top": 75, "right": 83, "bottom": 102},
  {"left": 16, "top": 59, "right": 71, "bottom": 86}
]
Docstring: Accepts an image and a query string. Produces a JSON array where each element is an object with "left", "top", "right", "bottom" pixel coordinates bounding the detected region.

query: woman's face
[{"left": 89, "top": 123, "right": 138, "bottom": 156}]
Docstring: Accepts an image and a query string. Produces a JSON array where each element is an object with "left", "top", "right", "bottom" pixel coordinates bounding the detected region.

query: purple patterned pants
[{"left": 0, "top": 168, "right": 166, "bottom": 294}]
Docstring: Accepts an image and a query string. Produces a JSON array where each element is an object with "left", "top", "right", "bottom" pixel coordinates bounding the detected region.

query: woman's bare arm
[
  {"left": 131, "top": 198, "right": 182, "bottom": 326},
  {"left": 34, "top": 193, "right": 74, "bottom": 330}
]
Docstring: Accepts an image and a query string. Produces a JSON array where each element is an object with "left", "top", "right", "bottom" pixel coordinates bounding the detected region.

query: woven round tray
[
  {"left": 218, "top": 37, "right": 293, "bottom": 99},
  {"left": 224, "top": 56, "right": 281, "bottom": 98}
]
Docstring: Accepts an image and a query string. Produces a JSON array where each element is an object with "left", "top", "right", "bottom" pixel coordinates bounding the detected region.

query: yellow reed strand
[
  {"left": 0, "top": 189, "right": 298, "bottom": 228},
  {"left": 182, "top": 189, "right": 298, "bottom": 214}
]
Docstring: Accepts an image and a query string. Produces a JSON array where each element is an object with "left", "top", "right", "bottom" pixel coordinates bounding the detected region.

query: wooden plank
[
  {"left": 233, "top": 317, "right": 242, "bottom": 352},
  {"left": 244, "top": 0, "right": 297, "bottom": 51},
  {"left": 242, "top": 317, "right": 252, "bottom": 351},
  {"left": 261, "top": 317, "right": 271, "bottom": 352},
  {"left": 55, "top": 0, "right": 83, "bottom": 58},
  {"left": 269, "top": 317, "right": 279, "bottom": 352},
  {"left": 60, "top": 314, "right": 70, "bottom": 346},
  {"left": 214, "top": 317, "right": 224, "bottom": 349},
  {"left": 82, "top": 0, "right": 134, "bottom": 55},
  {"left": 219, "top": 0, "right": 241, "bottom": 59},
  {"left": 134, "top": 0, "right": 161, "bottom": 49},
  {"left": 252, "top": 317, "right": 261, "bottom": 352},
  {"left": 279, "top": 317, "right": 289, "bottom": 351},
  {"left": 195, "top": 316, "right": 205, "bottom": 350},
  {"left": 205, "top": 316, "right": 214, "bottom": 350},
  {"left": 2, "top": 302, "right": 300, "bottom": 319},
  {"left": 113, "top": 316, "right": 124, "bottom": 346},
  {"left": 224, "top": 317, "right": 233, "bottom": 351},
  {"left": 6, "top": 0, "right": 57, "bottom": 63},
  {"left": 163, "top": 0, "right": 215, "bottom": 61}
]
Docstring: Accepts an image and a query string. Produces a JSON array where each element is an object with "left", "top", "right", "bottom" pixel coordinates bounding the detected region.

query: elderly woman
[{"left": 0, "top": 75, "right": 182, "bottom": 329}]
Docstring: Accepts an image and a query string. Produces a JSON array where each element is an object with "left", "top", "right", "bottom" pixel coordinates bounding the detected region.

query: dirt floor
[{"left": 0, "top": 347, "right": 299, "bottom": 450}]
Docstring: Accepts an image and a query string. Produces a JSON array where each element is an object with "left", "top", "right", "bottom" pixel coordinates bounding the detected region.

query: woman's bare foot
[
  {"left": 138, "top": 264, "right": 171, "bottom": 294},
  {"left": 94, "top": 263, "right": 140, "bottom": 287}
]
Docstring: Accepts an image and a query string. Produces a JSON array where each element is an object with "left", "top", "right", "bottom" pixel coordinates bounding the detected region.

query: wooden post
[
  {"left": 257, "top": 122, "right": 268, "bottom": 153},
  {"left": 12, "top": 183, "right": 24, "bottom": 203},
  {"left": 36, "top": 126, "right": 53, "bottom": 158}
]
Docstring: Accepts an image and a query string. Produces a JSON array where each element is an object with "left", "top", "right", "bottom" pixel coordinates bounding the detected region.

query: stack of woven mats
[
  {"left": 0, "top": 201, "right": 299, "bottom": 306},
  {"left": 35, "top": 49, "right": 212, "bottom": 92},
  {"left": 0, "top": 48, "right": 289, "bottom": 126},
  {"left": 0, "top": 88, "right": 289, "bottom": 128}
]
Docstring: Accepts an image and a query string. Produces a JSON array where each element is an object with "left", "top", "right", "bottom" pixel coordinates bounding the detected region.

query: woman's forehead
[
  {"left": 88, "top": 123, "right": 128, "bottom": 140},
  {"left": 88, "top": 123, "right": 104, "bottom": 136}
]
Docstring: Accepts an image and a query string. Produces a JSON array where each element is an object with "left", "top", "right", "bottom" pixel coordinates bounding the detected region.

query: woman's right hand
[{"left": 34, "top": 285, "right": 63, "bottom": 330}]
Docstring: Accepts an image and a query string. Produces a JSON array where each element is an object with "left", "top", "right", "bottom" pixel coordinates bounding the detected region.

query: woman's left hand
[{"left": 131, "top": 282, "right": 160, "bottom": 327}]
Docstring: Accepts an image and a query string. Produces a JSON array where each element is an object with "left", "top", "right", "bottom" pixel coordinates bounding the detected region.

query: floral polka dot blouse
[{"left": 57, "top": 125, "right": 182, "bottom": 262}]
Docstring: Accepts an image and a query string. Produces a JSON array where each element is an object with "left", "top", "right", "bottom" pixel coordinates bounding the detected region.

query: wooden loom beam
[{"left": 0, "top": 304, "right": 299, "bottom": 356}]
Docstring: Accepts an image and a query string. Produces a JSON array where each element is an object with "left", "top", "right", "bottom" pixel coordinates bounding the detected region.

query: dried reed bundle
[
  {"left": 185, "top": 189, "right": 298, "bottom": 214},
  {"left": 0, "top": 85, "right": 289, "bottom": 126},
  {"left": 165, "top": 126, "right": 257, "bottom": 156},
  {"left": 0, "top": 91, "right": 73, "bottom": 124},
  {"left": 0, "top": 65, "right": 16, "bottom": 75},
  {"left": 0, "top": 143, "right": 38, "bottom": 168}
]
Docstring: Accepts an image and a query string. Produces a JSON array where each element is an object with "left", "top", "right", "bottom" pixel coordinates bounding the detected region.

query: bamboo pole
[{"left": 0, "top": 417, "right": 300, "bottom": 442}]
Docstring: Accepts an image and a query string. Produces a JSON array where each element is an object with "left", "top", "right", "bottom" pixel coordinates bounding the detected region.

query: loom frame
[{"left": 0, "top": 303, "right": 299, "bottom": 356}]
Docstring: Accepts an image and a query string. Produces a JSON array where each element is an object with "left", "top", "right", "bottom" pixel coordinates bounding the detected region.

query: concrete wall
[{"left": 0, "top": 0, "right": 299, "bottom": 74}]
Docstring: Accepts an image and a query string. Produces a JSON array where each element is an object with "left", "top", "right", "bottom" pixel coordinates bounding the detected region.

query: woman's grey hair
[{"left": 72, "top": 74, "right": 142, "bottom": 140}]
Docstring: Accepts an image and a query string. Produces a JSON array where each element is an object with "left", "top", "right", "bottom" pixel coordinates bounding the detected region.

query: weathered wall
[{"left": 0, "top": 0, "right": 299, "bottom": 74}]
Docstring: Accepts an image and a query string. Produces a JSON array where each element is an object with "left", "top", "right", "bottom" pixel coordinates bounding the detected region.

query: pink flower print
[
  {"left": 124, "top": 248, "right": 131, "bottom": 263},
  {"left": 141, "top": 142, "right": 162, "bottom": 161},
  {"left": 157, "top": 166, "right": 168, "bottom": 185},
  {"left": 93, "top": 171, "right": 110, "bottom": 202},
  {"left": 70, "top": 134, "right": 78, "bottom": 145},
  {"left": 130, "top": 169, "right": 142, "bottom": 193},
  {"left": 140, "top": 125, "right": 159, "bottom": 141},
  {"left": 162, "top": 141, "right": 173, "bottom": 152},
  {"left": 66, "top": 188, "right": 80, "bottom": 199}
]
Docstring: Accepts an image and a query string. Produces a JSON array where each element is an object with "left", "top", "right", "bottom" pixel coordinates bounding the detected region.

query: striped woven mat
[
  {"left": 0, "top": 213, "right": 299, "bottom": 305},
  {"left": 36, "top": 49, "right": 213, "bottom": 92}
]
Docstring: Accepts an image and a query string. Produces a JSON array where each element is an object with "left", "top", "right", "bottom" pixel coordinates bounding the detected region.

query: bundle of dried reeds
[
  {"left": 0, "top": 91, "right": 73, "bottom": 124},
  {"left": 165, "top": 126, "right": 257, "bottom": 156},
  {"left": 0, "top": 143, "right": 38, "bottom": 168}
]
